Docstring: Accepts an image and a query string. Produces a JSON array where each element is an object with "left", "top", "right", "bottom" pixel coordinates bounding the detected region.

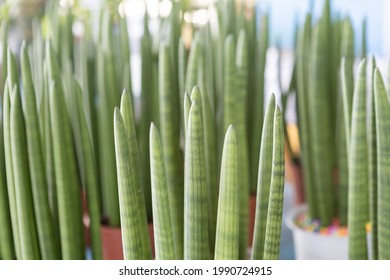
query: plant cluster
[{"left": 0, "top": 0, "right": 285, "bottom": 260}]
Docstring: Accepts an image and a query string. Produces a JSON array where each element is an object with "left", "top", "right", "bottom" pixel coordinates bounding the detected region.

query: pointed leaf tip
[
  {"left": 149, "top": 122, "right": 157, "bottom": 140},
  {"left": 225, "top": 125, "right": 237, "bottom": 143},
  {"left": 190, "top": 85, "right": 201, "bottom": 101},
  {"left": 114, "top": 107, "right": 122, "bottom": 124}
]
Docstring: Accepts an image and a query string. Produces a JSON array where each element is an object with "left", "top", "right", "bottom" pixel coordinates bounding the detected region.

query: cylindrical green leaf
[
  {"left": 114, "top": 91, "right": 152, "bottom": 260},
  {"left": 368, "top": 57, "right": 378, "bottom": 260},
  {"left": 296, "top": 13, "right": 317, "bottom": 218},
  {"left": 236, "top": 29, "right": 251, "bottom": 258},
  {"left": 252, "top": 94, "right": 275, "bottom": 260},
  {"left": 184, "top": 91, "right": 191, "bottom": 136},
  {"left": 178, "top": 37, "right": 188, "bottom": 117},
  {"left": 190, "top": 85, "right": 218, "bottom": 257},
  {"left": 374, "top": 69, "right": 390, "bottom": 260},
  {"left": 139, "top": 18, "right": 153, "bottom": 221},
  {"left": 3, "top": 77, "right": 22, "bottom": 259},
  {"left": 97, "top": 12, "right": 120, "bottom": 226},
  {"left": 0, "top": 82, "right": 14, "bottom": 260},
  {"left": 10, "top": 86, "right": 41, "bottom": 260},
  {"left": 21, "top": 42, "right": 58, "bottom": 259},
  {"left": 214, "top": 126, "right": 239, "bottom": 260},
  {"left": 250, "top": 13, "right": 268, "bottom": 193},
  {"left": 158, "top": 44, "right": 184, "bottom": 259},
  {"left": 149, "top": 124, "right": 175, "bottom": 260},
  {"left": 75, "top": 83, "right": 102, "bottom": 260},
  {"left": 185, "top": 33, "right": 201, "bottom": 96},
  {"left": 263, "top": 106, "right": 285, "bottom": 260},
  {"left": 184, "top": 101, "right": 209, "bottom": 260},
  {"left": 348, "top": 60, "right": 368, "bottom": 260},
  {"left": 307, "top": 22, "right": 335, "bottom": 225},
  {"left": 3, "top": 80, "right": 20, "bottom": 259},
  {"left": 48, "top": 42, "right": 85, "bottom": 259}
]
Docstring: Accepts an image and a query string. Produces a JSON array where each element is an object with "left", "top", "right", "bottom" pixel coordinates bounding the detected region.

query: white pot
[{"left": 286, "top": 204, "right": 361, "bottom": 260}]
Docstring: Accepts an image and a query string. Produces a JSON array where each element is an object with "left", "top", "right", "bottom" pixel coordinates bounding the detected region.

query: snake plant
[
  {"left": 0, "top": 100, "right": 13, "bottom": 260},
  {"left": 339, "top": 18, "right": 355, "bottom": 226},
  {"left": 47, "top": 43, "right": 85, "bottom": 259},
  {"left": 374, "top": 69, "right": 390, "bottom": 260},
  {"left": 139, "top": 11, "right": 153, "bottom": 221},
  {"left": 10, "top": 76, "right": 41, "bottom": 260},
  {"left": 0, "top": 0, "right": 289, "bottom": 261},
  {"left": 149, "top": 124, "right": 175, "bottom": 260},
  {"left": 97, "top": 11, "right": 120, "bottom": 227},
  {"left": 368, "top": 58, "right": 378, "bottom": 260},
  {"left": 307, "top": 20, "right": 335, "bottom": 226},
  {"left": 3, "top": 53, "right": 21, "bottom": 260},
  {"left": 250, "top": 13, "right": 268, "bottom": 194},
  {"left": 252, "top": 94, "right": 275, "bottom": 259},
  {"left": 114, "top": 91, "right": 152, "bottom": 260},
  {"left": 294, "top": 0, "right": 367, "bottom": 228},
  {"left": 214, "top": 126, "right": 239, "bottom": 260},
  {"left": 189, "top": 86, "right": 218, "bottom": 256},
  {"left": 158, "top": 44, "right": 184, "bottom": 259},
  {"left": 74, "top": 83, "right": 103, "bottom": 260},
  {"left": 262, "top": 105, "right": 285, "bottom": 260},
  {"left": 21, "top": 42, "right": 58, "bottom": 259},
  {"left": 184, "top": 100, "right": 209, "bottom": 260},
  {"left": 348, "top": 60, "right": 368, "bottom": 260}
]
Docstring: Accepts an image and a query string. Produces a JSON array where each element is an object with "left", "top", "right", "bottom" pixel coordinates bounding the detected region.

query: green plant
[
  {"left": 0, "top": 0, "right": 285, "bottom": 261},
  {"left": 158, "top": 44, "right": 184, "bottom": 259},
  {"left": 292, "top": 0, "right": 370, "bottom": 228},
  {"left": 374, "top": 69, "right": 390, "bottom": 260},
  {"left": 368, "top": 58, "right": 378, "bottom": 260},
  {"left": 113, "top": 91, "right": 152, "bottom": 260},
  {"left": 149, "top": 123, "right": 175, "bottom": 260},
  {"left": 348, "top": 60, "right": 368, "bottom": 260},
  {"left": 214, "top": 125, "right": 239, "bottom": 260}
]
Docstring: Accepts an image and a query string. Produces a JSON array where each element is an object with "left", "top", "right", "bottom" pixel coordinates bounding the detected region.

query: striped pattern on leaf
[
  {"left": 296, "top": 14, "right": 316, "bottom": 218},
  {"left": 158, "top": 44, "right": 184, "bottom": 259},
  {"left": 21, "top": 42, "right": 58, "bottom": 259},
  {"left": 75, "top": 83, "right": 102, "bottom": 260},
  {"left": 263, "top": 106, "right": 285, "bottom": 260},
  {"left": 374, "top": 69, "right": 390, "bottom": 260},
  {"left": 10, "top": 86, "right": 41, "bottom": 260},
  {"left": 3, "top": 78, "right": 21, "bottom": 259},
  {"left": 114, "top": 91, "right": 152, "bottom": 260},
  {"left": 348, "top": 60, "right": 368, "bottom": 260},
  {"left": 250, "top": 13, "right": 268, "bottom": 193},
  {"left": 0, "top": 92, "right": 14, "bottom": 259},
  {"left": 190, "top": 85, "right": 218, "bottom": 256},
  {"left": 252, "top": 94, "right": 275, "bottom": 260},
  {"left": 368, "top": 58, "right": 378, "bottom": 259},
  {"left": 184, "top": 101, "right": 209, "bottom": 260},
  {"left": 47, "top": 43, "right": 84, "bottom": 259},
  {"left": 307, "top": 22, "right": 335, "bottom": 225},
  {"left": 149, "top": 124, "right": 175, "bottom": 260},
  {"left": 214, "top": 126, "right": 239, "bottom": 260}
]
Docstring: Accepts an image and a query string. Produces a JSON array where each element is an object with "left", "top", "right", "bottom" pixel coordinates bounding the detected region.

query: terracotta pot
[
  {"left": 248, "top": 194, "right": 257, "bottom": 246},
  {"left": 81, "top": 189, "right": 91, "bottom": 247},
  {"left": 290, "top": 161, "right": 305, "bottom": 205},
  {"left": 101, "top": 225, "right": 124, "bottom": 260},
  {"left": 101, "top": 223, "right": 155, "bottom": 260}
]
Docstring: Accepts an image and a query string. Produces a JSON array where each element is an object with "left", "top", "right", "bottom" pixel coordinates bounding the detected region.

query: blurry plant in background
[{"left": 0, "top": 0, "right": 46, "bottom": 41}]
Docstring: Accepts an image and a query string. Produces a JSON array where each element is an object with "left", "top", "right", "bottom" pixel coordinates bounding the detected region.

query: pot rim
[
  {"left": 285, "top": 203, "right": 308, "bottom": 231},
  {"left": 285, "top": 204, "right": 348, "bottom": 239}
]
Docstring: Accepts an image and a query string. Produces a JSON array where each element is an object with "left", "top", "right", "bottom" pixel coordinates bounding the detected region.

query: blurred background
[{"left": 2, "top": 0, "right": 386, "bottom": 99}]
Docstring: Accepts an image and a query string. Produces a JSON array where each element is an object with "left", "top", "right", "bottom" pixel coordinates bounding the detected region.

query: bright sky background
[{"left": 258, "top": 0, "right": 384, "bottom": 56}]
